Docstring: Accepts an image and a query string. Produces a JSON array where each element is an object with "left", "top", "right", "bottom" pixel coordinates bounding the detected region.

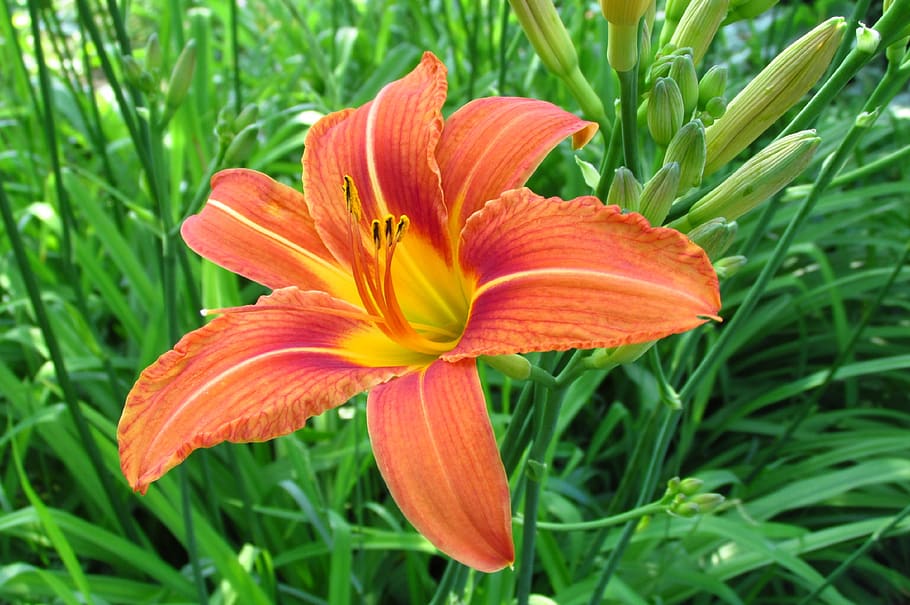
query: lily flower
[{"left": 118, "top": 52, "right": 721, "bottom": 572}]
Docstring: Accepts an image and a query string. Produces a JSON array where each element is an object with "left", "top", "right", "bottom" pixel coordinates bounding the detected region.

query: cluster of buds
[
  {"left": 120, "top": 34, "right": 198, "bottom": 129},
  {"left": 663, "top": 476, "right": 725, "bottom": 518},
  {"left": 704, "top": 17, "right": 845, "bottom": 175}
]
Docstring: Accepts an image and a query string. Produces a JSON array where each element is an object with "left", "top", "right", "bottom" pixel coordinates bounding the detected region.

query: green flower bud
[
  {"left": 587, "top": 341, "right": 653, "bottom": 370},
  {"left": 669, "top": 55, "right": 699, "bottom": 116},
  {"left": 648, "top": 77, "right": 685, "bottom": 146},
  {"left": 678, "top": 477, "right": 704, "bottom": 496},
  {"left": 660, "top": 0, "right": 691, "bottom": 46},
  {"left": 725, "top": 0, "right": 780, "bottom": 23},
  {"left": 600, "top": 0, "right": 651, "bottom": 71},
  {"left": 666, "top": 476, "right": 682, "bottom": 494},
  {"left": 704, "top": 17, "right": 845, "bottom": 175},
  {"left": 144, "top": 33, "right": 162, "bottom": 74},
  {"left": 600, "top": 0, "right": 651, "bottom": 27},
  {"left": 510, "top": 0, "right": 579, "bottom": 78},
  {"left": 234, "top": 103, "right": 260, "bottom": 131},
  {"left": 704, "top": 96, "right": 727, "bottom": 119},
  {"left": 639, "top": 162, "right": 680, "bottom": 225},
  {"left": 223, "top": 123, "right": 259, "bottom": 166},
  {"left": 714, "top": 254, "right": 747, "bottom": 278},
  {"left": 606, "top": 166, "right": 643, "bottom": 211},
  {"left": 670, "top": 130, "right": 820, "bottom": 231},
  {"left": 670, "top": 0, "right": 730, "bottom": 65},
  {"left": 664, "top": 119, "right": 706, "bottom": 194},
  {"left": 480, "top": 353, "right": 532, "bottom": 380},
  {"left": 698, "top": 65, "right": 727, "bottom": 108},
  {"left": 690, "top": 493, "right": 725, "bottom": 513},
  {"left": 122, "top": 55, "right": 145, "bottom": 86},
  {"left": 164, "top": 39, "right": 198, "bottom": 114},
  {"left": 687, "top": 217, "right": 737, "bottom": 259},
  {"left": 670, "top": 499, "right": 701, "bottom": 518}
]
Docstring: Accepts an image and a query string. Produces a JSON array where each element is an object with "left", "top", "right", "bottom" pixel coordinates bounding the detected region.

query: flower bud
[
  {"left": 510, "top": 0, "right": 579, "bottom": 78},
  {"left": 670, "top": 130, "right": 820, "bottom": 231},
  {"left": 714, "top": 255, "right": 747, "bottom": 278},
  {"left": 703, "top": 17, "right": 845, "bottom": 175},
  {"left": 660, "top": 0, "right": 691, "bottom": 46},
  {"left": 648, "top": 78, "right": 685, "bottom": 145},
  {"left": 587, "top": 341, "right": 653, "bottom": 369},
  {"left": 687, "top": 217, "right": 737, "bottom": 259},
  {"left": 678, "top": 477, "right": 704, "bottom": 496},
  {"left": 164, "top": 39, "right": 198, "bottom": 116},
  {"left": 670, "top": 0, "right": 730, "bottom": 65},
  {"left": 666, "top": 476, "right": 682, "bottom": 494},
  {"left": 669, "top": 498, "right": 701, "bottom": 518},
  {"left": 669, "top": 55, "right": 699, "bottom": 116},
  {"left": 704, "top": 96, "right": 727, "bottom": 119},
  {"left": 600, "top": 0, "right": 651, "bottom": 27},
  {"left": 234, "top": 103, "right": 260, "bottom": 131},
  {"left": 690, "top": 493, "right": 725, "bottom": 513},
  {"left": 639, "top": 162, "right": 680, "bottom": 225},
  {"left": 223, "top": 123, "right": 259, "bottom": 166},
  {"left": 144, "top": 33, "right": 162, "bottom": 74},
  {"left": 600, "top": 0, "right": 652, "bottom": 71},
  {"left": 698, "top": 65, "right": 727, "bottom": 108},
  {"left": 664, "top": 119, "right": 706, "bottom": 194},
  {"left": 606, "top": 166, "right": 643, "bottom": 211},
  {"left": 480, "top": 353, "right": 532, "bottom": 381}
]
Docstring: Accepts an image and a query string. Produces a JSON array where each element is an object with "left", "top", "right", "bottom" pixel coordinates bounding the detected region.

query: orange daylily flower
[{"left": 118, "top": 52, "right": 720, "bottom": 572}]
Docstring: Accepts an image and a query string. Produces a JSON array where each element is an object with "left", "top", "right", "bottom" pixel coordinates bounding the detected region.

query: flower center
[{"left": 343, "top": 176, "right": 459, "bottom": 356}]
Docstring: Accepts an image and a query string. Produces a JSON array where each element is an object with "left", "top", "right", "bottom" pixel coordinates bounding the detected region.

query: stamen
[
  {"left": 339, "top": 177, "right": 457, "bottom": 355},
  {"left": 395, "top": 215, "right": 409, "bottom": 242},
  {"left": 343, "top": 175, "right": 362, "bottom": 220},
  {"left": 371, "top": 219, "right": 382, "bottom": 250}
]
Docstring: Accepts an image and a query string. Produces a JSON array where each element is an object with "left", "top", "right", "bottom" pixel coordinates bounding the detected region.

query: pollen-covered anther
[{"left": 342, "top": 174, "right": 362, "bottom": 220}]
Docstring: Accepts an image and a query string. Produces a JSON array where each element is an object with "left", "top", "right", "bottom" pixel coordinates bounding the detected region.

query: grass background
[{"left": 1, "top": 0, "right": 909, "bottom": 603}]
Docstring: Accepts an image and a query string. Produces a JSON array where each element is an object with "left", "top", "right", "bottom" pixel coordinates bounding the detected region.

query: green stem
[
  {"left": 617, "top": 68, "right": 640, "bottom": 176},
  {"left": 517, "top": 501, "right": 666, "bottom": 532},
  {"left": 596, "top": 116, "right": 623, "bottom": 201},
  {"left": 516, "top": 384, "right": 560, "bottom": 605}
]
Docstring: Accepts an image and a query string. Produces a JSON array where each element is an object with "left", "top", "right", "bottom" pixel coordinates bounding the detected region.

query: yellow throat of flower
[{"left": 343, "top": 175, "right": 461, "bottom": 356}]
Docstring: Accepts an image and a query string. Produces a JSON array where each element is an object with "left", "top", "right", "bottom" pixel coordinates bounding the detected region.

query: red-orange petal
[
  {"left": 447, "top": 189, "right": 721, "bottom": 359},
  {"left": 436, "top": 97, "right": 597, "bottom": 239},
  {"left": 302, "top": 52, "right": 451, "bottom": 267},
  {"left": 118, "top": 288, "right": 407, "bottom": 494},
  {"left": 366, "top": 359, "right": 514, "bottom": 572},
  {"left": 182, "top": 169, "right": 355, "bottom": 300}
]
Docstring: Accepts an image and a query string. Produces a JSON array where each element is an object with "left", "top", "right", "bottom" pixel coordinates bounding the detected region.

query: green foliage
[{"left": 1, "top": 0, "right": 909, "bottom": 603}]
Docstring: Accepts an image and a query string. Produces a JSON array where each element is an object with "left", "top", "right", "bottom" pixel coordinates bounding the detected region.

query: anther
[
  {"left": 371, "top": 219, "right": 382, "bottom": 250},
  {"left": 395, "top": 215, "right": 410, "bottom": 242},
  {"left": 343, "top": 175, "right": 362, "bottom": 220}
]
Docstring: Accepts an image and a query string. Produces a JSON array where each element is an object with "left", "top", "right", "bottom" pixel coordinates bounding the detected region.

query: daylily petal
[
  {"left": 366, "top": 359, "right": 514, "bottom": 573},
  {"left": 447, "top": 189, "right": 721, "bottom": 359},
  {"left": 118, "top": 288, "right": 409, "bottom": 494},
  {"left": 182, "top": 169, "right": 356, "bottom": 302},
  {"left": 302, "top": 52, "right": 451, "bottom": 267},
  {"left": 436, "top": 97, "right": 598, "bottom": 238}
]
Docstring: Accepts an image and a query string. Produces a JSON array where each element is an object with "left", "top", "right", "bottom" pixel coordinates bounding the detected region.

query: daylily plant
[{"left": 118, "top": 52, "right": 721, "bottom": 572}]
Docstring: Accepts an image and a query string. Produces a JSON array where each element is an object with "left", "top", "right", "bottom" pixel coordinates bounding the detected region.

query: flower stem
[
  {"left": 618, "top": 68, "right": 640, "bottom": 176},
  {"left": 516, "top": 501, "right": 666, "bottom": 532},
  {"left": 517, "top": 381, "right": 562, "bottom": 605}
]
